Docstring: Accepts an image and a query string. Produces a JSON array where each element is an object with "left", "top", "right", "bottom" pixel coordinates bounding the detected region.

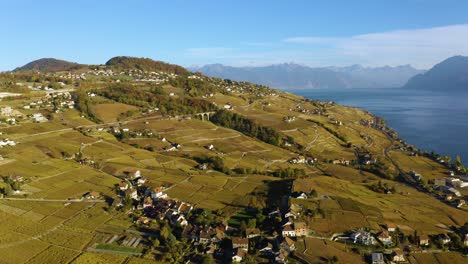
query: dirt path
[{"left": 0, "top": 197, "right": 105, "bottom": 203}]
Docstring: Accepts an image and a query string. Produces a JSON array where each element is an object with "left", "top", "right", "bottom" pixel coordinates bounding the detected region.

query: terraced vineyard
[{"left": 0, "top": 57, "right": 466, "bottom": 263}]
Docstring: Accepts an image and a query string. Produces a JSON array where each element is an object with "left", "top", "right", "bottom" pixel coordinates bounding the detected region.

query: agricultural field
[
  {"left": 408, "top": 252, "right": 468, "bottom": 264},
  {"left": 295, "top": 238, "right": 365, "bottom": 264},
  {"left": 92, "top": 103, "right": 138, "bottom": 123},
  {"left": 0, "top": 61, "right": 466, "bottom": 263},
  {"left": 294, "top": 176, "right": 467, "bottom": 235}
]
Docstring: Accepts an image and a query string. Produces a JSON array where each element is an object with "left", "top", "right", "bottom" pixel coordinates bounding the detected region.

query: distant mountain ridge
[
  {"left": 105, "top": 56, "right": 189, "bottom": 75},
  {"left": 403, "top": 55, "right": 468, "bottom": 91},
  {"left": 14, "top": 58, "right": 82, "bottom": 72},
  {"left": 192, "top": 63, "right": 425, "bottom": 89},
  {"left": 13, "top": 56, "right": 191, "bottom": 76}
]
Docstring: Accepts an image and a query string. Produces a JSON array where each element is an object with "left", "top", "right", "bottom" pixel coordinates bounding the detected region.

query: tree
[
  {"left": 247, "top": 218, "right": 257, "bottom": 229},
  {"left": 245, "top": 255, "right": 256, "bottom": 264},
  {"left": 455, "top": 155, "right": 462, "bottom": 166},
  {"left": 444, "top": 156, "right": 452, "bottom": 163},
  {"left": 160, "top": 224, "right": 172, "bottom": 240},
  {"left": 3, "top": 184, "right": 12, "bottom": 196},
  {"left": 309, "top": 189, "right": 318, "bottom": 198},
  {"left": 152, "top": 238, "right": 160, "bottom": 248},
  {"left": 200, "top": 255, "right": 214, "bottom": 264}
]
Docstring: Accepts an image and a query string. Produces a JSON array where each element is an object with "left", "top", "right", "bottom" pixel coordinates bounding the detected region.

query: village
[
  {"left": 88, "top": 164, "right": 467, "bottom": 263},
  {"left": 105, "top": 168, "right": 307, "bottom": 263},
  {"left": 0, "top": 57, "right": 466, "bottom": 263}
]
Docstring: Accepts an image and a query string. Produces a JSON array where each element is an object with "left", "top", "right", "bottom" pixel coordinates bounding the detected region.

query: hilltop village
[{"left": 0, "top": 57, "right": 466, "bottom": 264}]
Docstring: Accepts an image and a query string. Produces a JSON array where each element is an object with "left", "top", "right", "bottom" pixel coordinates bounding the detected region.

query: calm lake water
[{"left": 290, "top": 88, "right": 468, "bottom": 165}]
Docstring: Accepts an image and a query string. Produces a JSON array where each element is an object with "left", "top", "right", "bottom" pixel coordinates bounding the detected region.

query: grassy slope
[{"left": 0, "top": 69, "right": 466, "bottom": 264}]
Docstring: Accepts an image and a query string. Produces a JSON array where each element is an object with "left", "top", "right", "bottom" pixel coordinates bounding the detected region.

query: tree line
[
  {"left": 210, "top": 109, "right": 285, "bottom": 147},
  {"left": 98, "top": 84, "right": 217, "bottom": 115}
]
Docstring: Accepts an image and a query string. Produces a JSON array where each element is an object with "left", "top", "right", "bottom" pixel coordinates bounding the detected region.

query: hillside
[
  {"left": 403, "top": 55, "right": 468, "bottom": 90},
  {"left": 193, "top": 63, "right": 424, "bottom": 89},
  {"left": 14, "top": 58, "right": 82, "bottom": 72},
  {"left": 0, "top": 58, "right": 466, "bottom": 264},
  {"left": 105, "top": 56, "right": 189, "bottom": 75}
]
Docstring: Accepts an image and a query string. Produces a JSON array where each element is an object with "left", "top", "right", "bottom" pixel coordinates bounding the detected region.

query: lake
[{"left": 290, "top": 88, "right": 468, "bottom": 165}]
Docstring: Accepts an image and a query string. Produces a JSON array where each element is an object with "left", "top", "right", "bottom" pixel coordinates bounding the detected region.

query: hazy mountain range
[
  {"left": 13, "top": 55, "right": 468, "bottom": 91},
  {"left": 191, "top": 63, "right": 426, "bottom": 89},
  {"left": 403, "top": 55, "right": 468, "bottom": 91}
]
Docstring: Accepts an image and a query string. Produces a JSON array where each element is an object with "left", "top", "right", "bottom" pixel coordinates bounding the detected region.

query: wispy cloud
[
  {"left": 184, "top": 25, "right": 468, "bottom": 68},
  {"left": 283, "top": 24, "right": 468, "bottom": 68}
]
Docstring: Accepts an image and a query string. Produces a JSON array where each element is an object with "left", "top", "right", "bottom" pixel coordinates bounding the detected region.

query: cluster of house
[
  {"left": 410, "top": 170, "right": 467, "bottom": 208},
  {"left": 187, "top": 75, "right": 203, "bottom": 80},
  {"left": 108, "top": 127, "right": 156, "bottom": 138},
  {"left": 23, "top": 92, "right": 75, "bottom": 112},
  {"left": 1, "top": 105, "right": 50, "bottom": 124},
  {"left": 27, "top": 82, "right": 66, "bottom": 91},
  {"left": 360, "top": 119, "right": 375, "bottom": 128},
  {"left": 345, "top": 224, "right": 405, "bottom": 263},
  {"left": 432, "top": 176, "right": 467, "bottom": 207},
  {"left": 417, "top": 232, "right": 468, "bottom": 248},
  {"left": 347, "top": 223, "right": 398, "bottom": 247},
  {"left": 288, "top": 156, "right": 317, "bottom": 165},
  {"left": 329, "top": 118, "right": 343, "bottom": 126},
  {"left": 57, "top": 68, "right": 178, "bottom": 84},
  {"left": 291, "top": 105, "right": 323, "bottom": 116},
  {"left": 0, "top": 139, "right": 16, "bottom": 148},
  {"left": 201, "top": 93, "right": 215, "bottom": 99},
  {"left": 58, "top": 72, "right": 87, "bottom": 80},
  {"left": 317, "top": 101, "right": 335, "bottom": 107},
  {"left": 0, "top": 106, "right": 23, "bottom": 125},
  {"left": 133, "top": 71, "right": 177, "bottom": 83},
  {"left": 210, "top": 78, "right": 277, "bottom": 98},
  {"left": 371, "top": 250, "right": 405, "bottom": 264},
  {"left": 357, "top": 152, "right": 377, "bottom": 165},
  {"left": 346, "top": 223, "right": 468, "bottom": 263},
  {"left": 114, "top": 166, "right": 313, "bottom": 263},
  {"left": 283, "top": 116, "right": 296, "bottom": 123},
  {"left": 434, "top": 176, "right": 468, "bottom": 189},
  {"left": 332, "top": 158, "right": 351, "bottom": 166},
  {"left": 0, "top": 106, "right": 23, "bottom": 118},
  {"left": 266, "top": 203, "right": 309, "bottom": 263}
]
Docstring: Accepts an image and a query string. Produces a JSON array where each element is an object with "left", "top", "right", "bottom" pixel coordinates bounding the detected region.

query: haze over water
[{"left": 292, "top": 88, "right": 468, "bottom": 166}]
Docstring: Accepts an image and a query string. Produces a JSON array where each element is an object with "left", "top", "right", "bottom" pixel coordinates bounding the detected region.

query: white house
[
  {"left": 32, "top": 113, "right": 47, "bottom": 122},
  {"left": 223, "top": 104, "right": 233, "bottom": 110},
  {"left": 282, "top": 225, "right": 296, "bottom": 237},
  {"left": 372, "top": 252, "right": 385, "bottom": 264},
  {"left": 232, "top": 248, "right": 246, "bottom": 262},
  {"left": 126, "top": 188, "right": 138, "bottom": 200},
  {"left": 151, "top": 187, "right": 168, "bottom": 199},
  {"left": 0, "top": 139, "right": 16, "bottom": 147}
]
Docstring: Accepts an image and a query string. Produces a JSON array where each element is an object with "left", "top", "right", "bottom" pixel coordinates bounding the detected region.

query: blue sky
[{"left": 1, "top": 0, "right": 468, "bottom": 70}]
